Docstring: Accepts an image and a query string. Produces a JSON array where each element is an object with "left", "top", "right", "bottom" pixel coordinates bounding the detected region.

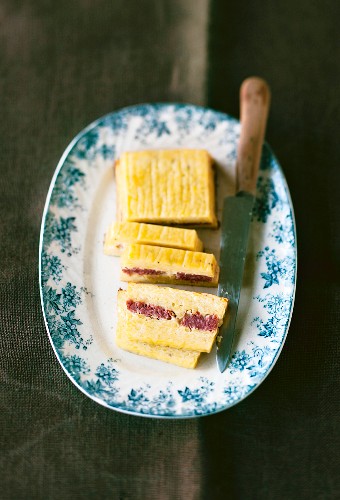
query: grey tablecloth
[{"left": 1, "top": 1, "right": 339, "bottom": 499}]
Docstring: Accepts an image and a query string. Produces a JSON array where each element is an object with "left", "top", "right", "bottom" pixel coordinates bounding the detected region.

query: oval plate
[{"left": 39, "top": 104, "right": 296, "bottom": 418}]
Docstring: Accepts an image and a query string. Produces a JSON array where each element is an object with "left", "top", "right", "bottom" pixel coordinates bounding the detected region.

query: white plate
[{"left": 39, "top": 103, "right": 296, "bottom": 418}]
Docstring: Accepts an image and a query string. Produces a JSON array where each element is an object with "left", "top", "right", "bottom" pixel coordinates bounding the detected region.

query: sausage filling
[
  {"left": 180, "top": 312, "right": 219, "bottom": 331},
  {"left": 122, "top": 267, "right": 165, "bottom": 276},
  {"left": 175, "top": 272, "right": 212, "bottom": 282},
  {"left": 126, "top": 299, "right": 174, "bottom": 320},
  {"left": 126, "top": 300, "right": 219, "bottom": 331}
]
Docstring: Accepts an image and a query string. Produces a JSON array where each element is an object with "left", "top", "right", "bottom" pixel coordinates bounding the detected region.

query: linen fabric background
[{"left": 0, "top": 1, "right": 339, "bottom": 499}]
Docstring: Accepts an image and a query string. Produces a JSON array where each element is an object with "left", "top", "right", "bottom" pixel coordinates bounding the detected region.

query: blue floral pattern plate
[{"left": 39, "top": 104, "right": 296, "bottom": 418}]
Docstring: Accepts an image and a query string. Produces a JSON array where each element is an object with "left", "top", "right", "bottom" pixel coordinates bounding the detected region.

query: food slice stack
[
  {"left": 116, "top": 284, "right": 228, "bottom": 368},
  {"left": 106, "top": 148, "right": 227, "bottom": 368}
]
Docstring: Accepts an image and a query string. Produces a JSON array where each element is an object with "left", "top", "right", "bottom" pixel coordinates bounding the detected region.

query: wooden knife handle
[{"left": 236, "top": 77, "right": 271, "bottom": 194}]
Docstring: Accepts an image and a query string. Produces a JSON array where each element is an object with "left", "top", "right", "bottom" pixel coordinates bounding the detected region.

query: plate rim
[{"left": 39, "top": 102, "right": 297, "bottom": 418}]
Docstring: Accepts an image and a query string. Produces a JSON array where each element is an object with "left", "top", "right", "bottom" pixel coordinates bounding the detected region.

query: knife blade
[{"left": 217, "top": 77, "right": 271, "bottom": 373}]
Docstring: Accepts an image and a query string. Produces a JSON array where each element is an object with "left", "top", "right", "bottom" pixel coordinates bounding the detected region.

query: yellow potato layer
[
  {"left": 126, "top": 283, "right": 228, "bottom": 318},
  {"left": 104, "top": 221, "right": 203, "bottom": 256},
  {"left": 115, "top": 149, "right": 217, "bottom": 227}
]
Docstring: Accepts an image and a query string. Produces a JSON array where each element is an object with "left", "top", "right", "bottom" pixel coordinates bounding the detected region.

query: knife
[{"left": 217, "top": 77, "right": 271, "bottom": 373}]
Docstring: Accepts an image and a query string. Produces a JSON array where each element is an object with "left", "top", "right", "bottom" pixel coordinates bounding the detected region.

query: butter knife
[{"left": 217, "top": 77, "right": 271, "bottom": 373}]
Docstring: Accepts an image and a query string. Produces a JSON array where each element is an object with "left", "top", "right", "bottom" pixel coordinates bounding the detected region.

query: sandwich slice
[
  {"left": 104, "top": 221, "right": 203, "bottom": 256},
  {"left": 117, "top": 283, "right": 228, "bottom": 353},
  {"left": 120, "top": 243, "right": 219, "bottom": 287}
]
